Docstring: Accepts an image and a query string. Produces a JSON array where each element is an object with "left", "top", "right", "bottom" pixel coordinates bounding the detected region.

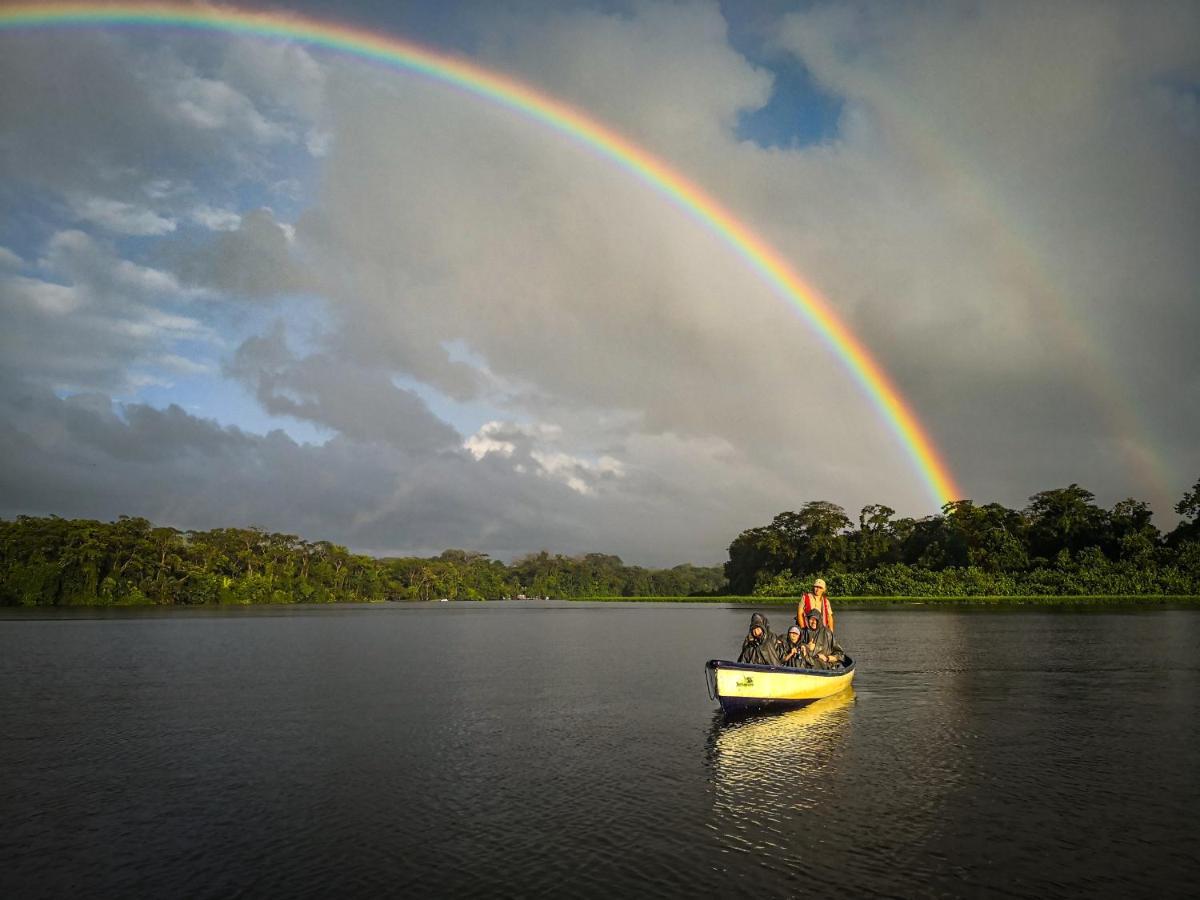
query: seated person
[
  {"left": 779, "top": 625, "right": 804, "bottom": 668},
  {"left": 738, "top": 612, "right": 781, "bottom": 666},
  {"left": 802, "top": 607, "right": 845, "bottom": 670}
]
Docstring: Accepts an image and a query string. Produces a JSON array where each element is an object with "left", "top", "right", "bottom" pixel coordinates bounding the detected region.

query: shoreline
[
  {"left": 568, "top": 594, "right": 1200, "bottom": 607},
  {"left": 3, "top": 594, "right": 1199, "bottom": 612}
]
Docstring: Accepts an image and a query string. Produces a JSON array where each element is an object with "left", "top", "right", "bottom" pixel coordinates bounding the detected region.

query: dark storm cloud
[
  {"left": 166, "top": 208, "right": 307, "bottom": 297},
  {"left": 226, "top": 324, "right": 462, "bottom": 455},
  {"left": 0, "top": 382, "right": 748, "bottom": 564},
  {"left": 1, "top": 1, "right": 1197, "bottom": 565},
  {"left": 0, "top": 31, "right": 198, "bottom": 196}
]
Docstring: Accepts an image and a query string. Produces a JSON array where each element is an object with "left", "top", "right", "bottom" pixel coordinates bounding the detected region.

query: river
[{"left": 1, "top": 603, "right": 1197, "bottom": 897}]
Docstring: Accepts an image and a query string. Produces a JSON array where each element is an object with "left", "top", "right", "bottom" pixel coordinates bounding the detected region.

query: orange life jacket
[{"left": 799, "top": 591, "right": 834, "bottom": 632}]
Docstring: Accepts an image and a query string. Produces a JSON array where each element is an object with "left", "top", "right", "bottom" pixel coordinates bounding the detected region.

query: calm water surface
[{"left": 1, "top": 604, "right": 1197, "bottom": 897}]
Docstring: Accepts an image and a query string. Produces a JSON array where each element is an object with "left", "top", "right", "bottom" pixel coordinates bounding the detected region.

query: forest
[
  {"left": 0, "top": 516, "right": 723, "bottom": 606},
  {"left": 1, "top": 479, "right": 1197, "bottom": 606},
  {"left": 727, "top": 481, "right": 1200, "bottom": 597}
]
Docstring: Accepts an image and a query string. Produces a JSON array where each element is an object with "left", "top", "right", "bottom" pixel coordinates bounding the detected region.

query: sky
[{"left": 0, "top": 0, "right": 1197, "bottom": 565}]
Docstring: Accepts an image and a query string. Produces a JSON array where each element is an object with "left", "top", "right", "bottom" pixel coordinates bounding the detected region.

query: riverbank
[
  {"left": 570, "top": 594, "right": 1200, "bottom": 607},
  {"left": 5, "top": 594, "right": 1200, "bottom": 610}
]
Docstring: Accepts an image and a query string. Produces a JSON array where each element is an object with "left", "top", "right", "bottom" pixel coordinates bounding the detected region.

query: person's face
[
  {"left": 814, "top": 583, "right": 825, "bottom": 596},
  {"left": 789, "top": 632, "right": 800, "bottom": 644},
  {"left": 751, "top": 626, "right": 763, "bottom": 638},
  {"left": 808, "top": 616, "right": 820, "bottom": 630}
]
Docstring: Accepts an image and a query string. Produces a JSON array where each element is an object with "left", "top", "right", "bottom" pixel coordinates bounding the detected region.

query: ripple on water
[{"left": 1, "top": 606, "right": 1198, "bottom": 897}]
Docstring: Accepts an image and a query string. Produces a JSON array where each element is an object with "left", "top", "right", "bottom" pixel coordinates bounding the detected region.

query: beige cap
[{"left": 813, "top": 578, "right": 827, "bottom": 590}]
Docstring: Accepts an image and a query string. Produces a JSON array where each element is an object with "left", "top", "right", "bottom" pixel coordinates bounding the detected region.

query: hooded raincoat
[
  {"left": 802, "top": 612, "right": 845, "bottom": 669},
  {"left": 737, "top": 613, "right": 782, "bottom": 666},
  {"left": 779, "top": 628, "right": 805, "bottom": 668}
]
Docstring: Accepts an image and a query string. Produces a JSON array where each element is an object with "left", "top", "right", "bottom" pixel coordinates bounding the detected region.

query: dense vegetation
[
  {"left": 727, "top": 480, "right": 1200, "bottom": 597},
  {"left": 2, "top": 479, "right": 1196, "bottom": 606},
  {"left": 0, "top": 517, "right": 723, "bottom": 606}
]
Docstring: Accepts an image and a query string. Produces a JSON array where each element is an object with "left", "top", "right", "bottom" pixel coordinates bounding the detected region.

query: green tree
[
  {"left": 1169, "top": 478, "right": 1200, "bottom": 546},
  {"left": 1107, "top": 498, "right": 1160, "bottom": 563},
  {"left": 1024, "top": 485, "right": 1106, "bottom": 562},
  {"left": 850, "top": 504, "right": 900, "bottom": 569}
]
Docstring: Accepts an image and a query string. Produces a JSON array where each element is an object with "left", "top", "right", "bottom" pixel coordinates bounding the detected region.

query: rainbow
[
  {"left": 862, "top": 88, "right": 1175, "bottom": 512},
  {"left": 0, "top": 2, "right": 963, "bottom": 506}
]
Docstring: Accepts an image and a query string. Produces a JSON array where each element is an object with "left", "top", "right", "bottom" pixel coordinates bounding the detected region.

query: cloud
[
  {"left": 168, "top": 73, "right": 293, "bottom": 143},
  {"left": 299, "top": 3, "right": 926, "bottom": 519},
  {"left": 67, "top": 195, "right": 178, "bottom": 236},
  {"left": 167, "top": 208, "right": 305, "bottom": 297},
  {"left": 306, "top": 0, "right": 1196, "bottom": 520},
  {"left": 769, "top": 0, "right": 1200, "bottom": 508},
  {"left": 1, "top": 2, "right": 1197, "bottom": 565},
  {"left": 474, "top": 0, "right": 773, "bottom": 151},
  {"left": 217, "top": 33, "right": 328, "bottom": 122},
  {"left": 1, "top": 230, "right": 210, "bottom": 394},
  {"left": 190, "top": 205, "right": 242, "bottom": 231},
  {"left": 225, "top": 324, "right": 461, "bottom": 455},
  {"left": 0, "top": 384, "right": 748, "bottom": 564},
  {"left": 464, "top": 420, "right": 625, "bottom": 495},
  {"left": 0, "top": 29, "right": 318, "bottom": 221},
  {"left": 156, "top": 353, "right": 216, "bottom": 377}
]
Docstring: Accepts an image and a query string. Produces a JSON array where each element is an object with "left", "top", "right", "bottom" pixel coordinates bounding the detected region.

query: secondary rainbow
[{"left": 0, "top": 1, "right": 963, "bottom": 506}]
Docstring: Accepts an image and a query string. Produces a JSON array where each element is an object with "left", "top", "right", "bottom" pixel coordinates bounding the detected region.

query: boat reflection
[
  {"left": 707, "top": 688, "right": 856, "bottom": 786},
  {"left": 705, "top": 689, "right": 856, "bottom": 863}
]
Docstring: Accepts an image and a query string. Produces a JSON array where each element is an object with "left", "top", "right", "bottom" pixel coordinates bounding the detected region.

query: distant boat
[
  {"left": 705, "top": 657, "right": 856, "bottom": 716},
  {"left": 438, "top": 597, "right": 449, "bottom": 602}
]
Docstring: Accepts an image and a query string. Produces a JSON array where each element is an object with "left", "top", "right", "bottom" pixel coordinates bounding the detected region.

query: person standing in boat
[
  {"left": 797, "top": 578, "right": 835, "bottom": 632},
  {"left": 801, "top": 607, "right": 845, "bottom": 669},
  {"left": 738, "top": 613, "right": 781, "bottom": 666},
  {"left": 779, "top": 625, "right": 804, "bottom": 668}
]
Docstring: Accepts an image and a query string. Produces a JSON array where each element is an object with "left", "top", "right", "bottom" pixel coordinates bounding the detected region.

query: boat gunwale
[{"left": 705, "top": 657, "right": 856, "bottom": 678}]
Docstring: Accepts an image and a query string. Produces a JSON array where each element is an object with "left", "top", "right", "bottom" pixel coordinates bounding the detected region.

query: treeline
[
  {"left": 5, "top": 478, "right": 1198, "bottom": 606},
  {"left": 728, "top": 480, "right": 1200, "bottom": 597},
  {"left": 0, "top": 516, "right": 724, "bottom": 606}
]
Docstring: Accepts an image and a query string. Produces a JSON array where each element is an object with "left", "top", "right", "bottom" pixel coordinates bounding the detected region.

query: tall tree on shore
[
  {"left": 1024, "top": 485, "right": 1107, "bottom": 562},
  {"left": 1168, "top": 478, "right": 1200, "bottom": 546}
]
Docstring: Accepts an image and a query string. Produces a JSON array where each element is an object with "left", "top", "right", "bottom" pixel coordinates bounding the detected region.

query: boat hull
[{"left": 706, "top": 658, "right": 855, "bottom": 715}]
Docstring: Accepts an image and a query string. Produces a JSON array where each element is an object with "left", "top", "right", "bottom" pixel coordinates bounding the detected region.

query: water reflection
[
  {"left": 4, "top": 608, "right": 1196, "bottom": 896},
  {"left": 705, "top": 689, "right": 856, "bottom": 868}
]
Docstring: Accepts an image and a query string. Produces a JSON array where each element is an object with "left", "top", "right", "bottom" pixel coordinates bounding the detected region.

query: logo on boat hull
[{"left": 736, "top": 676, "right": 755, "bottom": 688}]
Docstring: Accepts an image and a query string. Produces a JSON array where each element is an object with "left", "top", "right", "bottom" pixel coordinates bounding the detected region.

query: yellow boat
[{"left": 705, "top": 657, "right": 856, "bottom": 715}]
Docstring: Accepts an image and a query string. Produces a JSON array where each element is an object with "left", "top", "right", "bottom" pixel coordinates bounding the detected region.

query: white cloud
[
  {"left": 190, "top": 205, "right": 242, "bottom": 231},
  {"left": 4, "top": 275, "right": 83, "bottom": 316},
  {"left": 68, "top": 195, "right": 177, "bottom": 236},
  {"left": 464, "top": 421, "right": 517, "bottom": 460},
  {"left": 218, "top": 36, "right": 327, "bottom": 121},
  {"left": 0, "top": 246, "right": 23, "bottom": 270},
  {"left": 156, "top": 353, "right": 215, "bottom": 376},
  {"left": 463, "top": 420, "right": 620, "bottom": 494},
  {"left": 529, "top": 448, "right": 625, "bottom": 495},
  {"left": 169, "top": 75, "right": 291, "bottom": 143},
  {"left": 464, "top": 421, "right": 565, "bottom": 460},
  {"left": 1, "top": 231, "right": 214, "bottom": 394}
]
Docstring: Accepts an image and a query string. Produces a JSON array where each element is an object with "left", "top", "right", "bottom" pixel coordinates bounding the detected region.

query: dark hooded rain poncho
[
  {"left": 802, "top": 610, "right": 845, "bottom": 670},
  {"left": 737, "top": 613, "right": 782, "bottom": 667},
  {"left": 779, "top": 626, "right": 805, "bottom": 668}
]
